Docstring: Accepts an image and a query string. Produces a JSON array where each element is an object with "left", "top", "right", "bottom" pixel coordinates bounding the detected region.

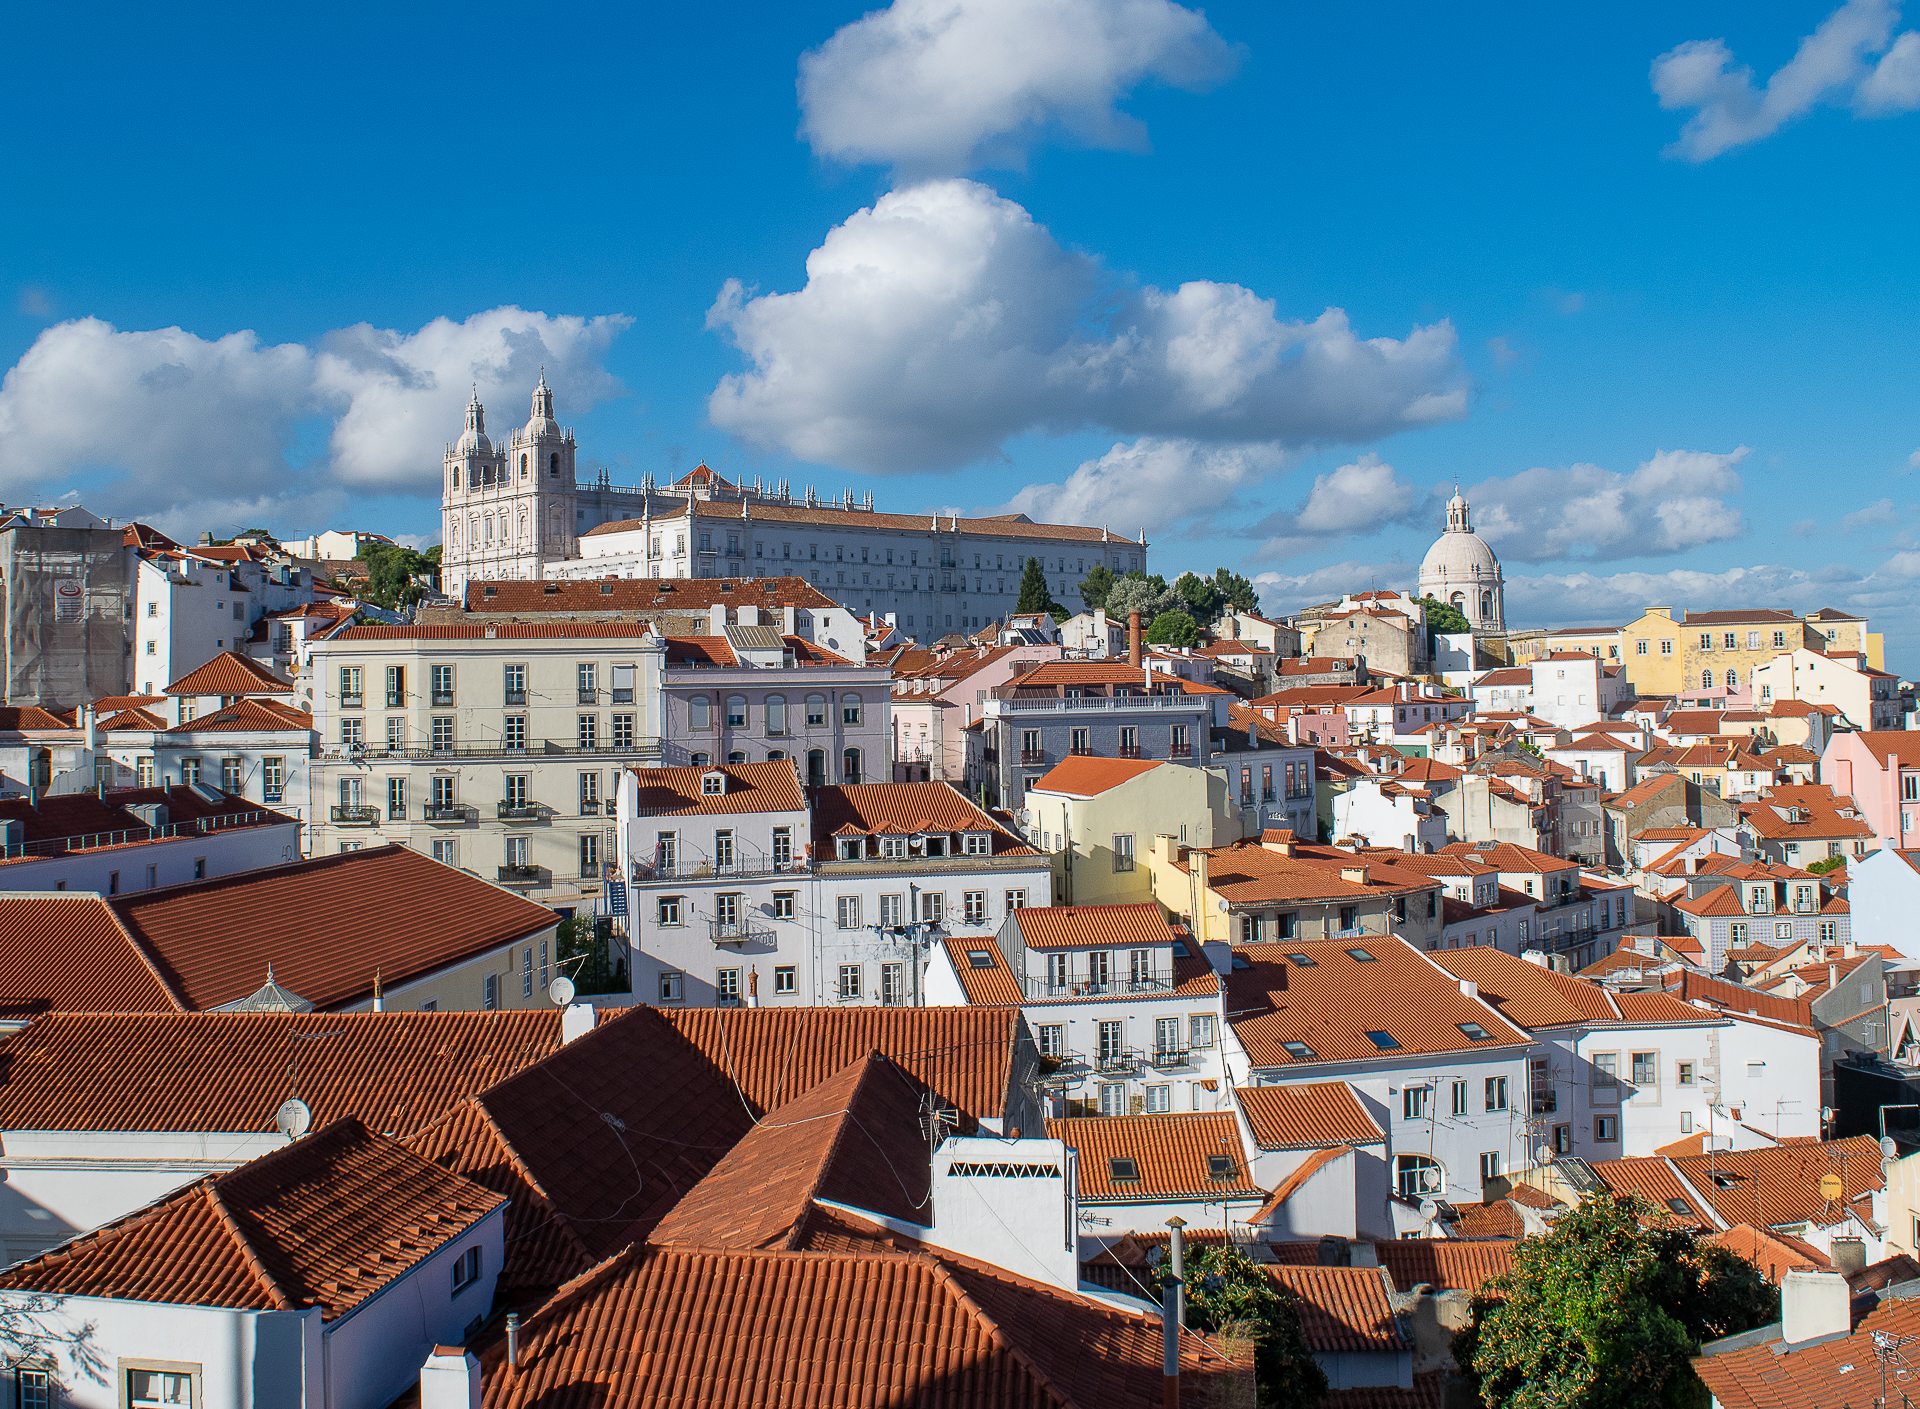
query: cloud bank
[
  {"left": 1463, "top": 448, "right": 1749, "bottom": 562},
  {"left": 706, "top": 179, "right": 1465, "bottom": 474},
  {"left": 798, "top": 0, "right": 1239, "bottom": 175},
  {"left": 0, "top": 308, "right": 630, "bottom": 537},
  {"left": 1653, "top": 0, "right": 1920, "bottom": 160}
]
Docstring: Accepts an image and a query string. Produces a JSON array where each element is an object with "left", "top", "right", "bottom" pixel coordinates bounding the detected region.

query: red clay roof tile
[
  {"left": 163, "top": 651, "right": 294, "bottom": 697},
  {"left": 628, "top": 760, "right": 806, "bottom": 817},
  {"left": 1235, "top": 1082, "right": 1385, "bottom": 1150},
  {"left": 1048, "top": 1112, "right": 1258, "bottom": 1201}
]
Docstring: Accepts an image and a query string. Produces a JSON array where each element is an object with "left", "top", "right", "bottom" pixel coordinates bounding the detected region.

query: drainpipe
[{"left": 1161, "top": 1275, "right": 1182, "bottom": 1409}]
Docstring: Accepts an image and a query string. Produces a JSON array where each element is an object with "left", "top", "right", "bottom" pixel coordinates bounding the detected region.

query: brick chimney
[{"left": 1129, "top": 611, "right": 1143, "bottom": 667}]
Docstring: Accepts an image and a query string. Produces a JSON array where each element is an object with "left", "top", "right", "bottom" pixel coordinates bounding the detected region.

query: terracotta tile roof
[
  {"left": 650, "top": 1053, "right": 932, "bottom": 1249},
  {"left": 1472, "top": 668, "right": 1532, "bottom": 687},
  {"left": 1693, "top": 1273, "right": 1920, "bottom": 1409},
  {"left": 1684, "top": 609, "right": 1801, "bottom": 625},
  {"left": 1429, "top": 948, "right": 1619, "bottom": 1026},
  {"left": 782, "top": 634, "right": 854, "bottom": 665},
  {"left": 163, "top": 651, "right": 294, "bottom": 697},
  {"left": 1705, "top": 1223, "right": 1829, "bottom": 1282},
  {"left": 1738, "top": 784, "right": 1873, "bottom": 840},
  {"left": 662, "top": 634, "right": 736, "bottom": 666},
  {"left": 340, "top": 622, "right": 666, "bottom": 640},
  {"left": 588, "top": 498, "right": 1143, "bottom": 544},
  {"left": 1589, "top": 1157, "right": 1719, "bottom": 1228},
  {"left": 1046, "top": 1113, "right": 1259, "bottom": 1201},
  {"left": 106, "top": 843, "right": 559, "bottom": 1011},
  {"left": 1661, "top": 970, "right": 1821, "bottom": 1032},
  {"left": 164, "top": 697, "right": 313, "bottom": 734},
  {"left": 1664, "top": 710, "right": 1727, "bottom": 735},
  {"left": 811, "top": 781, "right": 1037, "bottom": 855},
  {"left": 481, "top": 1240, "right": 1232, "bottom": 1408},
  {"left": 0, "top": 1117, "right": 501, "bottom": 1319},
  {"left": 1322, "top": 1381, "right": 1443, "bottom": 1409},
  {"left": 941, "top": 937, "right": 1026, "bottom": 1004},
  {"left": 1012, "top": 903, "right": 1180, "bottom": 951},
  {"left": 1674, "top": 886, "right": 1748, "bottom": 918},
  {"left": 1375, "top": 1238, "right": 1518, "bottom": 1294},
  {"left": 1008, "top": 660, "right": 1229, "bottom": 694},
  {"left": 0, "top": 705, "right": 74, "bottom": 731},
  {"left": 0, "top": 1009, "right": 570, "bottom": 1134},
  {"left": 1181, "top": 840, "right": 1443, "bottom": 905},
  {"left": 87, "top": 693, "right": 166, "bottom": 714},
  {"left": 462, "top": 577, "right": 839, "bottom": 613},
  {"left": 1235, "top": 1082, "right": 1385, "bottom": 1150},
  {"left": 628, "top": 760, "right": 806, "bottom": 817},
  {"left": 1261, "top": 1264, "right": 1408, "bottom": 1352},
  {"left": 99, "top": 706, "right": 168, "bottom": 730},
  {"left": 1438, "top": 840, "right": 1578, "bottom": 874},
  {"left": 0, "top": 895, "right": 183, "bottom": 1015},
  {"left": 1226, "top": 939, "right": 1531, "bottom": 1068},
  {"left": 1671, "top": 1136, "right": 1883, "bottom": 1231},
  {"left": 1029, "top": 756, "right": 1167, "bottom": 796}
]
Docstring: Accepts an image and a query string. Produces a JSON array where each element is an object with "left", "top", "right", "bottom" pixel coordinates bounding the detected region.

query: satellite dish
[
  {"left": 1884, "top": 1136, "right": 1900, "bottom": 1160},
  {"left": 1418, "top": 1198, "right": 1439, "bottom": 1223},
  {"left": 275, "top": 1098, "right": 312, "bottom": 1140},
  {"left": 1535, "top": 1144, "right": 1556, "bottom": 1166},
  {"left": 549, "top": 976, "right": 576, "bottom": 1006},
  {"left": 1217, "top": 900, "right": 1229, "bottom": 913},
  {"left": 1819, "top": 1172, "right": 1845, "bottom": 1201}
]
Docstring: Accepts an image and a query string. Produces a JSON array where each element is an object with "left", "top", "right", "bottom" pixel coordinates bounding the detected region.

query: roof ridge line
[
  {"left": 98, "top": 895, "right": 192, "bottom": 1012},
  {"left": 201, "top": 1180, "right": 299, "bottom": 1310},
  {"left": 918, "top": 1253, "right": 1089, "bottom": 1409},
  {"left": 472, "top": 1096, "right": 601, "bottom": 1269}
]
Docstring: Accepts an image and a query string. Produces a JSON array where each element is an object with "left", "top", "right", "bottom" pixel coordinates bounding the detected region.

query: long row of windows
[
  {"left": 424, "top": 834, "right": 603, "bottom": 877},
  {"left": 686, "top": 693, "right": 859, "bottom": 731},
  {"left": 337, "top": 662, "right": 639, "bottom": 709}
]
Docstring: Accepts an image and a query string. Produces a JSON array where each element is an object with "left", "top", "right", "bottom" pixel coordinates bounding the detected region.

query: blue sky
[{"left": 4, "top": 1, "right": 1920, "bottom": 662}]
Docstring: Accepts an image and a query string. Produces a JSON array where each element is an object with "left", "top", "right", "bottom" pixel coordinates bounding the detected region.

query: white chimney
[
  {"left": 708, "top": 603, "right": 728, "bottom": 633},
  {"left": 419, "top": 1347, "right": 481, "bottom": 1409},
  {"left": 1780, "top": 1269, "right": 1849, "bottom": 1345},
  {"left": 562, "top": 1002, "right": 596, "bottom": 1044},
  {"left": 1459, "top": 979, "right": 1478, "bottom": 999}
]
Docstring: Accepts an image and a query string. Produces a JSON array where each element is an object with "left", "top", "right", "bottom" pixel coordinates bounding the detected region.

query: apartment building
[
  {"left": 1823, "top": 730, "right": 1920, "bottom": 850},
  {"left": 307, "top": 624, "right": 666, "bottom": 909},
  {"left": 1021, "top": 757, "right": 1238, "bottom": 907},
  {"left": 1753, "top": 645, "right": 1902, "bottom": 730},
  {"left": 1680, "top": 609, "right": 1826, "bottom": 699}
]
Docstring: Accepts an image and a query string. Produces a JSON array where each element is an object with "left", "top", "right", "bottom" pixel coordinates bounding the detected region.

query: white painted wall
[{"left": 0, "top": 820, "right": 302, "bottom": 896}]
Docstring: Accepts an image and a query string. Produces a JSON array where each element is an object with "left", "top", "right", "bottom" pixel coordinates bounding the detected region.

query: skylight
[
  {"left": 1457, "top": 1022, "right": 1493, "bottom": 1041},
  {"left": 1284, "top": 953, "right": 1316, "bottom": 967},
  {"left": 966, "top": 951, "right": 995, "bottom": 969},
  {"left": 1345, "top": 948, "right": 1377, "bottom": 962},
  {"left": 1109, "top": 1157, "right": 1140, "bottom": 1183},
  {"left": 1364, "top": 1030, "right": 1402, "bottom": 1050},
  {"left": 1206, "top": 1155, "right": 1236, "bottom": 1181},
  {"left": 1665, "top": 1198, "right": 1693, "bottom": 1216},
  {"left": 1281, "top": 1041, "right": 1318, "bottom": 1060},
  {"left": 1231, "top": 954, "right": 1253, "bottom": 970}
]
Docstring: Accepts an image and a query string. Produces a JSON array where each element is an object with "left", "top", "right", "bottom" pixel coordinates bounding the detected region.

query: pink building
[{"left": 1821, "top": 730, "right": 1920, "bottom": 851}]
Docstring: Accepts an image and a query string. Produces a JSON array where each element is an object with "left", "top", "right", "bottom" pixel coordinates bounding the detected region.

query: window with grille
[
  {"left": 1404, "top": 1085, "right": 1430, "bottom": 1120},
  {"left": 578, "top": 715, "right": 598, "bottom": 748},
  {"left": 579, "top": 833, "right": 599, "bottom": 878},
  {"left": 718, "top": 968, "right": 741, "bottom": 1002},
  {"left": 1396, "top": 1154, "right": 1442, "bottom": 1197},
  {"left": 1038, "top": 1024, "right": 1065, "bottom": 1057},
  {"left": 1485, "top": 1076, "right": 1508, "bottom": 1111},
  {"left": 387, "top": 777, "right": 406, "bottom": 820},
  {"left": 964, "top": 891, "right": 987, "bottom": 923},
  {"left": 838, "top": 965, "right": 862, "bottom": 1000}
]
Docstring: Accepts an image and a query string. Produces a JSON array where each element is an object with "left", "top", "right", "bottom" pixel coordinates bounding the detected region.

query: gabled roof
[
  {"left": 1235, "top": 1081, "right": 1385, "bottom": 1150},
  {"left": 0, "top": 705, "right": 73, "bottom": 731},
  {"left": 1261, "top": 1265, "right": 1408, "bottom": 1353},
  {"left": 939, "top": 937, "right": 1026, "bottom": 1005},
  {"left": 0, "top": 895, "right": 183, "bottom": 1015},
  {"left": 0, "top": 1009, "right": 571, "bottom": 1134},
  {"left": 648, "top": 1053, "right": 932, "bottom": 1249},
  {"left": 1694, "top": 1277, "right": 1920, "bottom": 1409},
  {"left": 628, "top": 760, "right": 806, "bottom": 817},
  {"left": 1437, "top": 840, "right": 1578, "bottom": 874},
  {"left": 1226, "top": 938, "right": 1531, "bottom": 1067},
  {"left": 1670, "top": 1136, "right": 1882, "bottom": 1231},
  {"left": 1029, "top": 756, "right": 1167, "bottom": 797},
  {"left": 0, "top": 1117, "right": 501, "bottom": 1319},
  {"left": 1047, "top": 1113, "right": 1260, "bottom": 1201},
  {"left": 1012, "top": 903, "right": 1179, "bottom": 951},
  {"left": 1374, "top": 1239, "right": 1518, "bottom": 1294},
  {"left": 163, "top": 651, "right": 294, "bottom": 697},
  {"left": 164, "top": 697, "right": 313, "bottom": 734}
]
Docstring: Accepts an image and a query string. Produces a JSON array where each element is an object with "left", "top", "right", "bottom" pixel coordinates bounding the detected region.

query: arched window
[
  {"left": 468, "top": 515, "right": 478, "bottom": 545},
  {"left": 1702, "top": 671, "right": 1713, "bottom": 689},
  {"left": 690, "top": 751, "right": 710, "bottom": 767},
  {"left": 806, "top": 749, "right": 826, "bottom": 787},
  {"left": 520, "top": 453, "right": 529, "bottom": 476},
  {"left": 688, "top": 695, "right": 710, "bottom": 730},
  {"left": 1395, "top": 1154, "right": 1444, "bottom": 1198},
  {"left": 765, "top": 694, "right": 786, "bottom": 735},
  {"left": 450, "top": 520, "right": 460, "bottom": 546},
  {"left": 550, "top": 452, "right": 560, "bottom": 476},
  {"left": 727, "top": 751, "right": 746, "bottom": 765},
  {"left": 483, "top": 516, "right": 494, "bottom": 544},
  {"left": 1724, "top": 668, "right": 1737, "bottom": 689},
  {"left": 451, "top": 466, "right": 460, "bottom": 491},
  {"left": 842, "top": 747, "right": 861, "bottom": 783},
  {"left": 725, "top": 695, "right": 747, "bottom": 728},
  {"left": 1480, "top": 591, "right": 1492, "bottom": 619},
  {"left": 767, "top": 750, "right": 786, "bottom": 761},
  {"left": 805, "top": 694, "right": 827, "bottom": 727},
  {"left": 518, "top": 512, "right": 528, "bottom": 542},
  {"left": 1450, "top": 591, "right": 1465, "bottom": 611},
  {"left": 840, "top": 693, "right": 862, "bottom": 725}
]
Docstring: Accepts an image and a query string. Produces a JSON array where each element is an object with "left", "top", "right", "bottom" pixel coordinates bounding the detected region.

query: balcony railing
[
  {"left": 385, "top": 691, "right": 404, "bottom": 708},
  {"left": 1019, "top": 750, "right": 1048, "bottom": 766},
  {"left": 0, "top": 810, "right": 280, "bottom": 859},
  {"left": 497, "top": 865, "right": 544, "bottom": 885},
  {"left": 1022, "top": 970, "right": 1174, "bottom": 1000},
  {"left": 1094, "top": 1048, "right": 1143, "bottom": 1074},
  {"left": 431, "top": 690, "right": 456, "bottom": 707},
  {"left": 319, "top": 737, "right": 661, "bottom": 763},
  {"left": 632, "top": 857, "right": 809, "bottom": 883},
  {"left": 578, "top": 689, "right": 599, "bottom": 704},
  {"left": 331, "top": 805, "right": 380, "bottom": 825},
  {"left": 579, "top": 799, "right": 602, "bottom": 815},
  {"left": 710, "top": 919, "right": 780, "bottom": 946},
  {"left": 497, "top": 801, "right": 546, "bottom": 820},
  {"left": 504, "top": 690, "right": 527, "bottom": 706},
  {"left": 422, "top": 803, "right": 478, "bottom": 824},
  {"left": 1118, "top": 745, "right": 1142, "bottom": 759},
  {"left": 1150, "top": 1045, "right": 1192, "bottom": 1069},
  {"left": 994, "top": 695, "right": 1204, "bottom": 713},
  {"left": 340, "top": 693, "right": 363, "bottom": 709},
  {"left": 1068, "top": 745, "right": 1093, "bottom": 756}
]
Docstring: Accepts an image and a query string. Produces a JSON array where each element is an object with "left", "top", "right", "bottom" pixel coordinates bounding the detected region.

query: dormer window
[
  {"left": 964, "top": 832, "right": 991, "bottom": 856},
  {"left": 838, "top": 837, "right": 865, "bottom": 860},
  {"left": 922, "top": 834, "right": 948, "bottom": 858},
  {"left": 700, "top": 771, "right": 726, "bottom": 796},
  {"left": 882, "top": 835, "right": 906, "bottom": 859}
]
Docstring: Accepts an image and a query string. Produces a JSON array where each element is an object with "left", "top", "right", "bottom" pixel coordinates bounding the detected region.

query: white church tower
[{"left": 441, "top": 373, "right": 579, "bottom": 597}]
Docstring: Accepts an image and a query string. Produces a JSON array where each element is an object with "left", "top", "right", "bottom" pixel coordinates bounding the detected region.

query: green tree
[
  {"left": 1807, "top": 855, "right": 1845, "bottom": 874},
  {"left": 362, "top": 543, "right": 440, "bottom": 610},
  {"left": 1159, "top": 1244, "right": 1326, "bottom": 1408},
  {"left": 1077, "top": 563, "right": 1117, "bottom": 613},
  {"left": 1016, "top": 556, "right": 1052, "bottom": 614},
  {"left": 1456, "top": 1195, "right": 1775, "bottom": 1409},
  {"left": 1145, "top": 610, "right": 1201, "bottom": 647},
  {"left": 1419, "top": 594, "right": 1472, "bottom": 635},
  {"left": 1173, "top": 571, "right": 1226, "bottom": 624},
  {"left": 1212, "top": 567, "right": 1261, "bottom": 615}
]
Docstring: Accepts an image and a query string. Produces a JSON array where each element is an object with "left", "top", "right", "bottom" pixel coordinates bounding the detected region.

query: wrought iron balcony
[
  {"left": 340, "top": 693, "right": 363, "bottom": 709},
  {"left": 578, "top": 688, "right": 600, "bottom": 704},
  {"left": 1150, "top": 1045, "right": 1193, "bottom": 1069},
  {"left": 1019, "top": 750, "right": 1048, "bottom": 766},
  {"left": 431, "top": 690, "right": 456, "bottom": 706},
  {"left": 1094, "top": 1048, "right": 1143, "bottom": 1074},
  {"left": 497, "top": 801, "right": 546, "bottom": 820},
  {"left": 710, "top": 919, "right": 779, "bottom": 946},
  {"left": 579, "top": 799, "right": 602, "bottom": 815},
  {"left": 422, "top": 803, "right": 478, "bottom": 824},
  {"left": 385, "top": 691, "right": 404, "bottom": 708},
  {"left": 1118, "top": 745, "right": 1143, "bottom": 759},
  {"left": 497, "top": 865, "right": 544, "bottom": 885},
  {"left": 331, "top": 805, "right": 380, "bottom": 825},
  {"left": 504, "top": 690, "right": 527, "bottom": 706}
]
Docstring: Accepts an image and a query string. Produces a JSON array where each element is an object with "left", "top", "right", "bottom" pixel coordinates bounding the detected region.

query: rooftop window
[
  {"left": 1108, "top": 1157, "right": 1140, "bottom": 1183},
  {"left": 1206, "top": 1155, "right": 1236, "bottom": 1181},
  {"left": 1665, "top": 1198, "right": 1693, "bottom": 1216},
  {"left": 1457, "top": 1022, "right": 1493, "bottom": 1041},
  {"left": 1345, "top": 948, "right": 1377, "bottom": 962},
  {"left": 1281, "top": 1040, "right": 1318, "bottom": 1060},
  {"left": 1284, "top": 953, "right": 1316, "bottom": 967},
  {"left": 966, "top": 950, "right": 995, "bottom": 969},
  {"left": 1364, "top": 1030, "right": 1402, "bottom": 1050}
]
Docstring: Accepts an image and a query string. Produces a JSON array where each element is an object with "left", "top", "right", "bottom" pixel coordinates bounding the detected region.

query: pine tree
[
  {"left": 1016, "top": 557, "right": 1052, "bottom": 614},
  {"left": 1077, "top": 564, "right": 1116, "bottom": 613}
]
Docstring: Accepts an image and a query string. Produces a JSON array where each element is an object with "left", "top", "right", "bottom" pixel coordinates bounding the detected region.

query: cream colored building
[
  {"left": 1618, "top": 608, "right": 1685, "bottom": 696},
  {"left": 306, "top": 624, "right": 666, "bottom": 910},
  {"left": 1021, "top": 757, "right": 1241, "bottom": 908},
  {"left": 1754, "top": 646, "right": 1902, "bottom": 731}
]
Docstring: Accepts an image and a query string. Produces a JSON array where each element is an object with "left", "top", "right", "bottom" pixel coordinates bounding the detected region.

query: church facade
[
  {"left": 439, "top": 382, "right": 1150, "bottom": 639},
  {"left": 1417, "top": 489, "right": 1506, "bottom": 635}
]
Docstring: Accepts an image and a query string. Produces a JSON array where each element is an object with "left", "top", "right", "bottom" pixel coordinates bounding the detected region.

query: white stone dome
[
  {"left": 456, "top": 394, "right": 491, "bottom": 454},
  {"left": 1420, "top": 527, "right": 1500, "bottom": 582},
  {"left": 1416, "top": 487, "right": 1505, "bottom": 632}
]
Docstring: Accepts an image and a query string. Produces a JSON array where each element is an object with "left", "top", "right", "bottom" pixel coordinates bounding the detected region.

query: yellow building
[
  {"left": 1618, "top": 607, "right": 1685, "bottom": 695},
  {"left": 1022, "top": 756, "right": 1240, "bottom": 907},
  {"left": 1679, "top": 610, "right": 1823, "bottom": 698},
  {"left": 1806, "top": 608, "right": 1884, "bottom": 671},
  {"left": 1547, "top": 625, "right": 1623, "bottom": 663}
]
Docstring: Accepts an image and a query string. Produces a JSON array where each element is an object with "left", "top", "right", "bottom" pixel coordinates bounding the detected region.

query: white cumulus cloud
[
  {"left": 1246, "top": 454, "right": 1434, "bottom": 561},
  {"left": 1462, "top": 447, "right": 1750, "bottom": 562},
  {"left": 706, "top": 179, "right": 1465, "bottom": 473},
  {"left": 1652, "top": 0, "right": 1920, "bottom": 161},
  {"left": 0, "top": 308, "right": 631, "bottom": 531},
  {"left": 1251, "top": 559, "right": 1417, "bottom": 615},
  {"left": 993, "top": 437, "right": 1286, "bottom": 536},
  {"left": 797, "top": 0, "right": 1239, "bottom": 175}
]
